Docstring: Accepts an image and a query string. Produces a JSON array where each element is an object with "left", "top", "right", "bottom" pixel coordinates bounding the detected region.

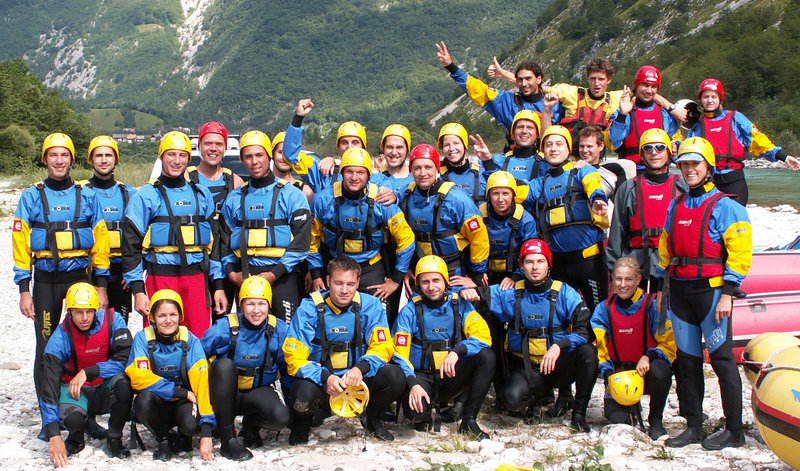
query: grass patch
[
  {"left": 412, "top": 458, "right": 469, "bottom": 471},
  {"left": 649, "top": 446, "right": 675, "bottom": 460},
  {"left": 417, "top": 430, "right": 468, "bottom": 453},
  {"left": 135, "top": 23, "right": 162, "bottom": 33},
  {"left": 8, "top": 161, "right": 156, "bottom": 190}
]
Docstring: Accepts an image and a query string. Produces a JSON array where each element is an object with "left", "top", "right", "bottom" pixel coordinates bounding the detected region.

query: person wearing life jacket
[
  {"left": 591, "top": 258, "right": 676, "bottom": 440},
  {"left": 685, "top": 78, "right": 800, "bottom": 205},
  {"left": 460, "top": 239, "right": 598, "bottom": 433},
  {"left": 435, "top": 41, "right": 563, "bottom": 151},
  {"left": 80, "top": 136, "right": 137, "bottom": 323},
  {"left": 536, "top": 125, "right": 609, "bottom": 311},
  {"left": 392, "top": 256, "right": 494, "bottom": 439},
  {"left": 283, "top": 256, "right": 404, "bottom": 444},
  {"left": 606, "top": 66, "right": 680, "bottom": 169},
  {"left": 122, "top": 132, "right": 226, "bottom": 337},
  {"left": 309, "top": 148, "right": 416, "bottom": 326},
  {"left": 572, "top": 126, "right": 636, "bottom": 200},
  {"left": 41, "top": 283, "right": 133, "bottom": 466},
  {"left": 220, "top": 130, "right": 312, "bottom": 323},
  {"left": 475, "top": 110, "right": 550, "bottom": 185},
  {"left": 282, "top": 99, "right": 393, "bottom": 197},
  {"left": 398, "top": 144, "right": 490, "bottom": 294},
  {"left": 438, "top": 122, "right": 485, "bottom": 204},
  {"left": 271, "top": 131, "right": 315, "bottom": 204},
  {"left": 379, "top": 124, "right": 415, "bottom": 191},
  {"left": 608, "top": 128, "right": 688, "bottom": 291},
  {"left": 201, "top": 276, "right": 290, "bottom": 461},
  {"left": 125, "top": 289, "right": 215, "bottom": 461},
  {"left": 655, "top": 137, "right": 752, "bottom": 450},
  {"left": 14, "top": 133, "right": 111, "bottom": 440},
  {"left": 185, "top": 122, "right": 245, "bottom": 319}
]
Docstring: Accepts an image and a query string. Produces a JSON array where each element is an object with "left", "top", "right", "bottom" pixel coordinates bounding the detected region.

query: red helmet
[
  {"left": 633, "top": 65, "right": 661, "bottom": 89},
  {"left": 519, "top": 238, "right": 552, "bottom": 267},
  {"left": 199, "top": 121, "right": 228, "bottom": 143},
  {"left": 408, "top": 143, "right": 441, "bottom": 172},
  {"left": 697, "top": 78, "right": 724, "bottom": 102}
]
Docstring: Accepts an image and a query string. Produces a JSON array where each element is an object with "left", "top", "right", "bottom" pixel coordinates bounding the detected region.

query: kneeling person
[
  {"left": 283, "top": 256, "right": 404, "bottom": 444},
  {"left": 393, "top": 256, "right": 494, "bottom": 439},
  {"left": 125, "top": 289, "right": 215, "bottom": 461},
  {"left": 461, "top": 239, "right": 598, "bottom": 432},
  {"left": 41, "top": 282, "right": 133, "bottom": 467},
  {"left": 202, "top": 276, "right": 289, "bottom": 460}
]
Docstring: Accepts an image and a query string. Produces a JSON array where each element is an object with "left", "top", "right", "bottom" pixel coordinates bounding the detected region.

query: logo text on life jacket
[
  {"left": 52, "top": 205, "right": 70, "bottom": 212},
  {"left": 643, "top": 119, "right": 656, "bottom": 124},
  {"left": 511, "top": 166, "right": 527, "bottom": 172},
  {"left": 159, "top": 365, "right": 178, "bottom": 373},
  {"left": 548, "top": 183, "right": 562, "bottom": 192},
  {"left": 103, "top": 206, "right": 120, "bottom": 214},
  {"left": 85, "top": 347, "right": 101, "bottom": 354},
  {"left": 249, "top": 203, "right": 265, "bottom": 211},
  {"left": 677, "top": 219, "right": 693, "bottom": 227},
  {"left": 618, "top": 328, "right": 634, "bottom": 334},
  {"left": 710, "top": 127, "right": 723, "bottom": 133},
  {"left": 648, "top": 194, "right": 664, "bottom": 201},
  {"left": 329, "top": 326, "right": 349, "bottom": 334},
  {"left": 413, "top": 219, "right": 429, "bottom": 226},
  {"left": 175, "top": 200, "right": 192, "bottom": 207},
  {"left": 242, "top": 354, "right": 260, "bottom": 361},
  {"left": 431, "top": 327, "right": 449, "bottom": 334},
  {"left": 345, "top": 217, "right": 362, "bottom": 224},
  {"left": 526, "top": 314, "right": 544, "bottom": 321}
]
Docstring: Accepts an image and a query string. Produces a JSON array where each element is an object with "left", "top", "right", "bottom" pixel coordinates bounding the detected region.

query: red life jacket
[
  {"left": 700, "top": 111, "right": 745, "bottom": 170},
  {"left": 620, "top": 106, "right": 664, "bottom": 163},
  {"left": 61, "top": 308, "right": 113, "bottom": 386},
  {"left": 606, "top": 293, "right": 657, "bottom": 365},
  {"left": 629, "top": 174, "right": 679, "bottom": 249},
  {"left": 667, "top": 192, "right": 727, "bottom": 279},
  {"left": 560, "top": 88, "right": 611, "bottom": 130}
]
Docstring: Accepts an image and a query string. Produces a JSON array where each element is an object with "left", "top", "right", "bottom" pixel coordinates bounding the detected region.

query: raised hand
[
  {"left": 435, "top": 41, "right": 453, "bottom": 67},
  {"left": 469, "top": 134, "right": 492, "bottom": 161}
]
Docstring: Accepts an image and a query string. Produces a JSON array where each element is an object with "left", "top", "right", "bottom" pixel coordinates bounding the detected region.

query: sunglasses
[{"left": 642, "top": 143, "right": 667, "bottom": 153}]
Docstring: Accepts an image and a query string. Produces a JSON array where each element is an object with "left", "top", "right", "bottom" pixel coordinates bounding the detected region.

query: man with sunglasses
[{"left": 607, "top": 129, "right": 687, "bottom": 291}]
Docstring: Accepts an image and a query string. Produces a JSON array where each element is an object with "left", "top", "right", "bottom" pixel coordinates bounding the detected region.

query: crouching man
[
  {"left": 41, "top": 282, "right": 133, "bottom": 467},
  {"left": 461, "top": 239, "right": 597, "bottom": 432},
  {"left": 393, "top": 255, "right": 494, "bottom": 439}
]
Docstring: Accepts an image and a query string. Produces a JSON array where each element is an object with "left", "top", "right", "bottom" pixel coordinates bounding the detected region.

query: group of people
[{"left": 15, "top": 43, "right": 799, "bottom": 466}]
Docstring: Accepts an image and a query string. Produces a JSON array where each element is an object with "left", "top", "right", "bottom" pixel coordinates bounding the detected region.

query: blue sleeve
[
  {"left": 274, "top": 321, "right": 289, "bottom": 378},
  {"left": 660, "top": 108, "right": 679, "bottom": 138},
  {"left": 457, "top": 299, "right": 490, "bottom": 357},
  {"left": 200, "top": 317, "right": 232, "bottom": 357},
  {"left": 122, "top": 188, "right": 154, "bottom": 286},
  {"left": 283, "top": 124, "right": 304, "bottom": 166},
  {"left": 486, "top": 284, "right": 515, "bottom": 322},
  {"left": 606, "top": 110, "right": 630, "bottom": 149},
  {"left": 199, "top": 186, "right": 223, "bottom": 281},
  {"left": 590, "top": 302, "right": 615, "bottom": 380},
  {"left": 558, "top": 288, "right": 590, "bottom": 351}
]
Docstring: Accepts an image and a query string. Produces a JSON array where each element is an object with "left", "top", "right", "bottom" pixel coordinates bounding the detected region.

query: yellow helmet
[
  {"left": 65, "top": 282, "right": 99, "bottom": 311},
  {"left": 415, "top": 255, "right": 449, "bottom": 285},
  {"left": 88, "top": 135, "right": 120, "bottom": 162},
  {"left": 638, "top": 128, "right": 672, "bottom": 157},
  {"left": 271, "top": 131, "right": 286, "bottom": 154},
  {"left": 329, "top": 381, "right": 370, "bottom": 418},
  {"left": 158, "top": 131, "right": 192, "bottom": 159},
  {"left": 485, "top": 170, "right": 517, "bottom": 198},
  {"left": 239, "top": 130, "right": 272, "bottom": 160},
  {"left": 149, "top": 289, "right": 184, "bottom": 321},
  {"left": 337, "top": 121, "right": 367, "bottom": 148},
  {"left": 608, "top": 370, "right": 644, "bottom": 406},
  {"left": 239, "top": 276, "right": 273, "bottom": 306},
  {"left": 41, "top": 132, "right": 75, "bottom": 162},
  {"left": 510, "top": 110, "right": 542, "bottom": 137},
  {"left": 540, "top": 125, "right": 573, "bottom": 153},
  {"left": 437, "top": 122, "right": 469, "bottom": 150},
  {"left": 340, "top": 147, "right": 372, "bottom": 176},
  {"left": 380, "top": 124, "right": 411, "bottom": 151},
  {"left": 676, "top": 136, "right": 715, "bottom": 167}
]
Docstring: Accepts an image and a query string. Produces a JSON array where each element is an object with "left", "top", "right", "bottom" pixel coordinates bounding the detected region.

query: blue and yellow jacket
[
  {"left": 121, "top": 176, "right": 221, "bottom": 294},
  {"left": 379, "top": 170, "right": 414, "bottom": 193},
  {"left": 536, "top": 161, "right": 608, "bottom": 254},
  {"left": 441, "top": 162, "right": 485, "bottom": 204},
  {"left": 283, "top": 290, "right": 393, "bottom": 387},
  {"left": 656, "top": 183, "right": 752, "bottom": 289},
  {"left": 480, "top": 202, "right": 538, "bottom": 277},
  {"left": 283, "top": 124, "right": 387, "bottom": 193},
  {"left": 126, "top": 326, "right": 216, "bottom": 430},
  {"left": 40, "top": 308, "right": 131, "bottom": 438},
  {"left": 398, "top": 180, "right": 490, "bottom": 278},
  {"left": 476, "top": 279, "right": 593, "bottom": 363},
  {"left": 13, "top": 178, "right": 110, "bottom": 287},
  {"left": 79, "top": 177, "right": 136, "bottom": 263},
  {"left": 446, "top": 64, "right": 563, "bottom": 128},
  {"left": 392, "top": 292, "right": 490, "bottom": 383},
  {"left": 686, "top": 110, "right": 788, "bottom": 175},
  {"left": 201, "top": 312, "right": 288, "bottom": 390},
  {"left": 220, "top": 173, "right": 312, "bottom": 280},
  {"left": 483, "top": 148, "right": 551, "bottom": 185},
  {"left": 309, "top": 181, "right": 415, "bottom": 283},
  {"left": 591, "top": 289, "right": 676, "bottom": 381}
]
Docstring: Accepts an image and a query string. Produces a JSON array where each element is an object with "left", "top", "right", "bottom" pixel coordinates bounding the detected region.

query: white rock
[
  {"left": 465, "top": 441, "right": 480, "bottom": 453},
  {"left": 317, "top": 429, "right": 336, "bottom": 440},
  {"left": 479, "top": 439, "right": 504, "bottom": 455},
  {"left": 733, "top": 460, "right": 755, "bottom": 471},
  {"left": 502, "top": 447, "right": 520, "bottom": 462}
]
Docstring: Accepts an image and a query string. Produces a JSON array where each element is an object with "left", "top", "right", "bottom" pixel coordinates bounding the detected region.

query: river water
[{"left": 744, "top": 168, "right": 799, "bottom": 208}]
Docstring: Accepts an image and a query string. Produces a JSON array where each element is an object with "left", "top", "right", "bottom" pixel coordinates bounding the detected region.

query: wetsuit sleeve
[
  {"left": 125, "top": 332, "right": 176, "bottom": 400},
  {"left": 121, "top": 188, "right": 153, "bottom": 294},
  {"left": 283, "top": 300, "right": 327, "bottom": 386},
  {"left": 197, "top": 186, "right": 223, "bottom": 282},
  {"left": 308, "top": 195, "right": 326, "bottom": 278},
  {"left": 200, "top": 317, "right": 231, "bottom": 357},
  {"left": 383, "top": 204, "right": 416, "bottom": 283},
  {"left": 605, "top": 109, "right": 631, "bottom": 150},
  {"left": 515, "top": 178, "right": 542, "bottom": 208},
  {"left": 274, "top": 321, "right": 289, "bottom": 378},
  {"left": 557, "top": 288, "right": 593, "bottom": 351},
  {"left": 391, "top": 302, "right": 418, "bottom": 383},
  {"left": 186, "top": 336, "right": 216, "bottom": 431},
  {"left": 87, "top": 191, "right": 111, "bottom": 281},
  {"left": 86, "top": 312, "right": 132, "bottom": 381},
  {"left": 480, "top": 284, "right": 515, "bottom": 323},
  {"left": 458, "top": 298, "right": 491, "bottom": 356},
  {"left": 451, "top": 193, "right": 489, "bottom": 275},
  {"left": 448, "top": 66, "right": 517, "bottom": 128},
  {"left": 579, "top": 165, "right": 608, "bottom": 205},
  {"left": 732, "top": 112, "right": 784, "bottom": 161},
  {"left": 12, "top": 189, "right": 35, "bottom": 288},
  {"left": 358, "top": 298, "right": 392, "bottom": 377},
  {"left": 283, "top": 124, "right": 305, "bottom": 168},
  {"left": 550, "top": 83, "right": 578, "bottom": 116},
  {"left": 647, "top": 298, "right": 676, "bottom": 363},
  {"left": 41, "top": 328, "right": 70, "bottom": 437},
  {"left": 606, "top": 179, "right": 635, "bottom": 271},
  {"left": 270, "top": 192, "right": 312, "bottom": 279},
  {"left": 590, "top": 301, "right": 615, "bottom": 380},
  {"left": 655, "top": 201, "right": 677, "bottom": 280},
  {"left": 717, "top": 200, "right": 752, "bottom": 288},
  {"left": 220, "top": 191, "right": 241, "bottom": 274}
]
